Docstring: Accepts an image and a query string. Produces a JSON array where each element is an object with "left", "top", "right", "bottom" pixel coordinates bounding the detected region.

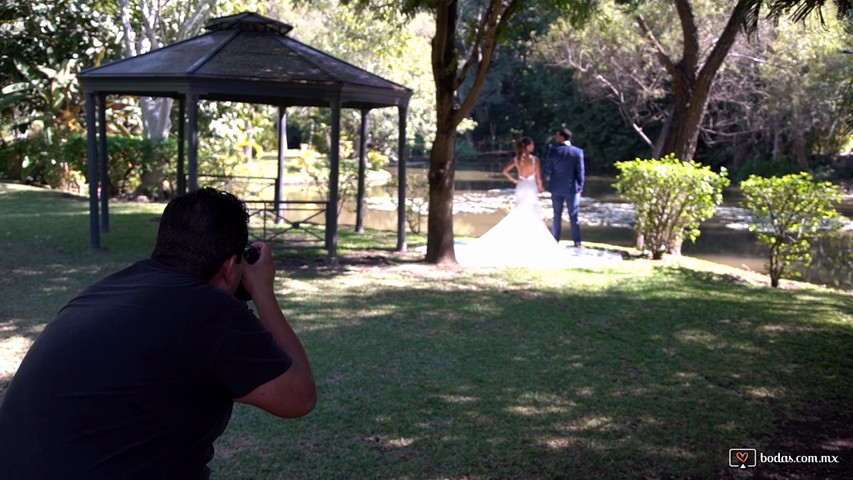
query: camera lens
[{"left": 243, "top": 244, "right": 260, "bottom": 264}]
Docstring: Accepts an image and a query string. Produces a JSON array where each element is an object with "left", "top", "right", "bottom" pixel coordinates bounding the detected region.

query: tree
[
  {"left": 0, "top": 0, "right": 119, "bottom": 182},
  {"left": 740, "top": 172, "right": 843, "bottom": 287},
  {"left": 695, "top": 11, "right": 853, "bottom": 172},
  {"left": 0, "top": 1, "right": 119, "bottom": 96},
  {"left": 537, "top": 0, "right": 853, "bottom": 163},
  {"left": 117, "top": 0, "right": 219, "bottom": 142},
  {"left": 465, "top": 7, "right": 648, "bottom": 173},
  {"left": 754, "top": 12, "right": 853, "bottom": 167},
  {"left": 343, "top": 0, "right": 595, "bottom": 264},
  {"left": 424, "top": 0, "right": 522, "bottom": 263},
  {"left": 534, "top": 1, "right": 669, "bottom": 154},
  {"left": 636, "top": 0, "right": 755, "bottom": 160},
  {"left": 279, "top": 0, "right": 437, "bottom": 161}
]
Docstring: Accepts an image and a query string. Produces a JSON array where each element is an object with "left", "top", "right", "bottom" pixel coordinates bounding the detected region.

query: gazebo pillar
[
  {"left": 187, "top": 95, "right": 199, "bottom": 191},
  {"left": 177, "top": 97, "right": 186, "bottom": 195},
  {"left": 326, "top": 98, "right": 342, "bottom": 257},
  {"left": 356, "top": 109, "right": 369, "bottom": 233},
  {"left": 396, "top": 103, "right": 408, "bottom": 252},
  {"left": 85, "top": 92, "right": 100, "bottom": 251},
  {"left": 98, "top": 94, "right": 109, "bottom": 233},
  {"left": 275, "top": 106, "right": 287, "bottom": 224}
]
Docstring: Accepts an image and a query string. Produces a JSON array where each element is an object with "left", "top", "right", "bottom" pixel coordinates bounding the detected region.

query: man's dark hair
[
  {"left": 557, "top": 127, "right": 573, "bottom": 142},
  {"left": 151, "top": 187, "right": 249, "bottom": 281}
]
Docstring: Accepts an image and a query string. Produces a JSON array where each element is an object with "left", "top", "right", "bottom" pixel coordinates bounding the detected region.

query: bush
[
  {"left": 367, "top": 149, "right": 390, "bottom": 171},
  {"left": 740, "top": 172, "right": 844, "bottom": 287},
  {"left": 614, "top": 154, "right": 730, "bottom": 259},
  {"left": 62, "top": 135, "right": 181, "bottom": 198},
  {"left": 1, "top": 134, "right": 181, "bottom": 197},
  {"left": 0, "top": 136, "right": 85, "bottom": 190},
  {"left": 0, "top": 138, "right": 34, "bottom": 181}
]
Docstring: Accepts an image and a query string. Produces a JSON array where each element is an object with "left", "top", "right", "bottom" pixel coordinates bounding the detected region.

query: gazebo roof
[{"left": 77, "top": 12, "right": 412, "bottom": 109}]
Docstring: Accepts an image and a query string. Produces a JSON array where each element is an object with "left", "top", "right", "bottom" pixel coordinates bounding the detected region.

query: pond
[{"left": 285, "top": 169, "right": 853, "bottom": 291}]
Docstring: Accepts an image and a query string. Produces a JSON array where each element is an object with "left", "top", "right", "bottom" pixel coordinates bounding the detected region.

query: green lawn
[{"left": 1, "top": 181, "right": 851, "bottom": 479}]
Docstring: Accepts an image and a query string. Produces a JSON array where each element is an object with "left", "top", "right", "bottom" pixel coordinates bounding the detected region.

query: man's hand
[{"left": 240, "top": 242, "right": 276, "bottom": 301}]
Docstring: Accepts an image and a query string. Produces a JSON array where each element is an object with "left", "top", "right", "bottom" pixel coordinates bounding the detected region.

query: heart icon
[{"left": 736, "top": 452, "right": 749, "bottom": 463}]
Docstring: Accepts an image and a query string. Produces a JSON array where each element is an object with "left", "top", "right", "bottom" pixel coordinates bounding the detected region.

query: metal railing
[
  {"left": 244, "top": 200, "right": 328, "bottom": 248},
  {"left": 199, "top": 174, "right": 328, "bottom": 248}
]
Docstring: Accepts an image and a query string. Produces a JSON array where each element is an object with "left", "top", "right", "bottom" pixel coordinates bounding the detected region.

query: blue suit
[{"left": 543, "top": 142, "right": 585, "bottom": 245}]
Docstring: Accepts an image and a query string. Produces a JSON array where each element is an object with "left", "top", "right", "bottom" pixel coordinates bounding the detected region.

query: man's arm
[
  {"left": 236, "top": 243, "right": 317, "bottom": 418},
  {"left": 576, "top": 148, "right": 585, "bottom": 193},
  {"left": 542, "top": 147, "right": 554, "bottom": 182}
]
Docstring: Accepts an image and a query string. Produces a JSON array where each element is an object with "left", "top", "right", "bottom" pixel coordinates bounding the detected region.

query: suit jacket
[{"left": 543, "top": 142, "right": 585, "bottom": 195}]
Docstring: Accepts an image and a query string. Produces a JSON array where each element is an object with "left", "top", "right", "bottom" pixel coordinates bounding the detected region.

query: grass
[{"left": 1, "top": 180, "right": 852, "bottom": 479}]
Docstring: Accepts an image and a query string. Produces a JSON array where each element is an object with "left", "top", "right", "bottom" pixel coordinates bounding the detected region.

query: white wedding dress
[{"left": 455, "top": 170, "right": 622, "bottom": 269}]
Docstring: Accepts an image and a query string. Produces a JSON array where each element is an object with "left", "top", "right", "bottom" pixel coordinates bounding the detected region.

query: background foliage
[{"left": 1, "top": 0, "right": 852, "bottom": 191}]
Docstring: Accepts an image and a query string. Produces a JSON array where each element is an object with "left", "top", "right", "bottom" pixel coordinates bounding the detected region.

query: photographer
[{"left": 0, "top": 187, "right": 316, "bottom": 479}]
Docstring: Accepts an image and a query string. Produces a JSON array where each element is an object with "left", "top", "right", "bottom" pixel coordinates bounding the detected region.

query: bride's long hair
[{"left": 515, "top": 137, "right": 534, "bottom": 165}]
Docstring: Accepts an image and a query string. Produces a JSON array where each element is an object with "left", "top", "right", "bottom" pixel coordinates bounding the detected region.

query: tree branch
[
  {"left": 697, "top": 0, "right": 753, "bottom": 90},
  {"left": 635, "top": 13, "right": 676, "bottom": 77},
  {"left": 453, "top": 1, "right": 495, "bottom": 91},
  {"left": 675, "top": 0, "right": 699, "bottom": 70},
  {"left": 453, "top": 0, "right": 521, "bottom": 125}
]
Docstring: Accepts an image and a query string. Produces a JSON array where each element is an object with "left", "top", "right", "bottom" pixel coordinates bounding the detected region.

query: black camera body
[
  {"left": 243, "top": 244, "right": 260, "bottom": 264},
  {"left": 235, "top": 244, "right": 260, "bottom": 301}
]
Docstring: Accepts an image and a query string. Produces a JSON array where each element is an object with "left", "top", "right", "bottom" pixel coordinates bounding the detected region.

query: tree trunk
[
  {"left": 425, "top": 0, "right": 460, "bottom": 264},
  {"left": 644, "top": 0, "right": 753, "bottom": 161},
  {"left": 139, "top": 97, "right": 173, "bottom": 198},
  {"left": 772, "top": 126, "right": 782, "bottom": 161},
  {"left": 423, "top": 0, "right": 519, "bottom": 264},
  {"left": 141, "top": 96, "right": 173, "bottom": 142},
  {"left": 425, "top": 129, "right": 457, "bottom": 263},
  {"left": 792, "top": 96, "right": 809, "bottom": 170},
  {"left": 793, "top": 125, "right": 809, "bottom": 170}
]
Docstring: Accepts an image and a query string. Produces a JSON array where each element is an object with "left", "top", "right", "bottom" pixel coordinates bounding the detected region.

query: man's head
[
  {"left": 151, "top": 188, "right": 249, "bottom": 281},
  {"left": 556, "top": 127, "right": 573, "bottom": 143}
]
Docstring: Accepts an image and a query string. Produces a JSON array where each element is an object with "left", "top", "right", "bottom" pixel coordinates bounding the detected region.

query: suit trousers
[{"left": 551, "top": 192, "right": 582, "bottom": 246}]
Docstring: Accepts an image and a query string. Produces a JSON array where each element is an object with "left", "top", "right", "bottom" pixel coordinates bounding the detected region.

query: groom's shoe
[{"left": 574, "top": 243, "right": 584, "bottom": 248}]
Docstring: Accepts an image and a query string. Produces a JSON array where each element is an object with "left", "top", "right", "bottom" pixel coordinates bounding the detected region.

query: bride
[{"left": 455, "top": 137, "right": 621, "bottom": 268}]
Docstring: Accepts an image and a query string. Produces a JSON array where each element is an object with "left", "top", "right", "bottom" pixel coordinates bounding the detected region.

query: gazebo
[{"left": 77, "top": 12, "right": 413, "bottom": 256}]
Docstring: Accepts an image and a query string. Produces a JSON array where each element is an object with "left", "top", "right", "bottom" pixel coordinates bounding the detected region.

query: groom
[{"left": 543, "top": 127, "right": 585, "bottom": 247}]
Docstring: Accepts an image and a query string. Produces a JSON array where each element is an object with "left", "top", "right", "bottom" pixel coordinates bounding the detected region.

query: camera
[
  {"left": 243, "top": 244, "right": 260, "bottom": 264},
  {"left": 235, "top": 244, "right": 260, "bottom": 301}
]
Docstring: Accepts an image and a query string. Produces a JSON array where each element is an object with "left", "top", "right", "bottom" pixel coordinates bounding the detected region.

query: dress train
[{"left": 455, "top": 174, "right": 622, "bottom": 269}]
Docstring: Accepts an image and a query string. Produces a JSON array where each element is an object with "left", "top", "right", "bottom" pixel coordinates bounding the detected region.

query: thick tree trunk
[
  {"left": 425, "top": 0, "right": 460, "bottom": 264},
  {"left": 138, "top": 97, "right": 173, "bottom": 199},
  {"left": 425, "top": 129, "right": 457, "bottom": 263},
  {"left": 656, "top": 69, "right": 706, "bottom": 160}
]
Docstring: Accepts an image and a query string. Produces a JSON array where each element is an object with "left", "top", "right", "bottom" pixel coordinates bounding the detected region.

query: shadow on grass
[
  {"left": 3, "top": 183, "right": 851, "bottom": 479},
  {"left": 0, "top": 186, "right": 163, "bottom": 338},
  {"left": 212, "top": 265, "right": 853, "bottom": 480}
]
